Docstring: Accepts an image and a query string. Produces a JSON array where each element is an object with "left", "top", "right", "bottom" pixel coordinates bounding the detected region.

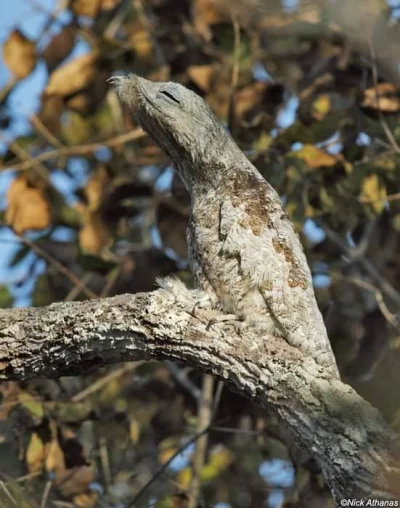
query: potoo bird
[{"left": 110, "top": 74, "right": 339, "bottom": 378}]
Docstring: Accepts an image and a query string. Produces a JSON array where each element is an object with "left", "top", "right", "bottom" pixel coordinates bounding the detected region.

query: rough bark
[{"left": 1, "top": 289, "right": 399, "bottom": 502}]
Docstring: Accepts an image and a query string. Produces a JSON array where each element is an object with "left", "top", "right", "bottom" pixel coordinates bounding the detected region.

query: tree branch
[
  {"left": 1, "top": 129, "right": 145, "bottom": 173},
  {"left": 0, "top": 289, "right": 399, "bottom": 502}
]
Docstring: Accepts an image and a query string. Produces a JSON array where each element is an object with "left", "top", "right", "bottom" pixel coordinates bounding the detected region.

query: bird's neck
[{"left": 176, "top": 142, "right": 254, "bottom": 199}]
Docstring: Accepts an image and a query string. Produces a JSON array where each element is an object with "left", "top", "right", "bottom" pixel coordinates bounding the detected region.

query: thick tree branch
[{"left": 0, "top": 289, "right": 399, "bottom": 503}]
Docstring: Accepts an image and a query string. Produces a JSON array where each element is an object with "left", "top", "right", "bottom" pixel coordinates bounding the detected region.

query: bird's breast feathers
[{"left": 191, "top": 177, "right": 311, "bottom": 298}]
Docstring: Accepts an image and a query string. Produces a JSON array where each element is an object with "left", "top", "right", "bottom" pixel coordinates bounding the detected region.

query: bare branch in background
[
  {"left": 18, "top": 235, "right": 98, "bottom": 300},
  {"left": 368, "top": 39, "right": 400, "bottom": 154},
  {"left": 1, "top": 129, "right": 146, "bottom": 173},
  {"left": 188, "top": 374, "right": 215, "bottom": 508},
  {"left": 319, "top": 220, "right": 400, "bottom": 307}
]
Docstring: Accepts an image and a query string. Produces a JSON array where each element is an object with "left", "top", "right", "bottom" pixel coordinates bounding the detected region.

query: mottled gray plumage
[{"left": 110, "top": 74, "right": 339, "bottom": 378}]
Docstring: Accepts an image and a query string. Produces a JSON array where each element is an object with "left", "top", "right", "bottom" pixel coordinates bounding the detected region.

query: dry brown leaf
[
  {"left": 79, "top": 210, "right": 113, "bottom": 254},
  {"left": 78, "top": 167, "right": 113, "bottom": 253},
  {"left": 259, "top": 4, "right": 321, "bottom": 29},
  {"left": 56, "top": 464, "right": 96, "bottom": 498},
  {"left": 45, "top": 420, "right": 95, "bottom": 498},
  {"left": 177, "top": 468, "right": 192, "bottom": 489},
  {"left": 6, "top": 176, "right": 51, "bottom": 234},
  {"left": 192, "top": 0, "right": 224, "bottom": 40},
  {"left": 187, "top": 65, "right": 214, "bottom": 92},
  {"left": 291, "top": 144, "right": 337, "bottom": 169},
  {"left": 148, "top": 65, "right": 170, "bottom": 82},
  {"left": 3, "top": 30, "right": 37, "bottom": 80},
  {"left": 312, "top": 94, "right": 331, "bottom": 120},
  {"left": 45, "top": 52, "right": 98, "bottom": 97},
  {"left": 101, "top": 0, "right": 121, "bottom": 9},
  {"left": 26, "top": 433, "right": 46, "bottom": 474},
  {"left": 234, "top": 82, "right": 267, "bottom": 118},
  {"left": 253, "top": 132, "right": 273, "bottom": 153},
  {"left": 71, "top": 0, "right": 101, "bottom": 17},
  {"left": 73, "top": 492, "right": 99, "bottom": 507},
  {"left": 129, "top": 418, "right": 140, "bottom": 444},
  {"left": 60, "top": 426, "right": 77, "bottom": 440},
  {"left": 65, "top": 93, "right": 91, "bottom": 114},
  {"left": 362, "top": 83, "right": 400, "bottom": 112},
  {"left": 45, "top": 438, "right": 66, "bottom": 473},
  {"left": 38, "top": 94, "right": 64, "bottom": 135},
  {"left": 43, "top": 26, "right": 75, "bottom": 72},
  {"left": 84, "top": 167, "right": 111, "bottom": 211},
  {"left": 158, "top": 446, "right": 177, "bottom": 465},
  {"left": 0, "top": 383, "right": 20, "bottom": 420},
  {"left": 130, "top": 28, "right": 153, "bottom": 60},
  {"left": 172, "top": 493, "right": 190, "bottom": 508},
  {"left": 71, "top": 0, "right": 120, "bottom": 17},
  {"left": 200, "top": 447, "right": 234, "bottom": 482},
  {"left": 361, "top": 174, "right": 387, "bottom": 213}
]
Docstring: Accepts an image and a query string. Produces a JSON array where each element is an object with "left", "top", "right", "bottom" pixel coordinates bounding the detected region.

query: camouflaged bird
[{"left": 110, "top": 74, "right": 339, "bottom": 378}]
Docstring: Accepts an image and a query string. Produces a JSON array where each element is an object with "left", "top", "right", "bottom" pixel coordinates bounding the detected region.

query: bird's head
[{"left": 109, "top": 74, "right": 236, "bottom": 193}]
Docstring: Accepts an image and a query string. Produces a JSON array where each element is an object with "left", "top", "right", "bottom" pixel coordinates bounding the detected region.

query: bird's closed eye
[{"left": 160, "top": 90, "right": 180, "bottom": 105}]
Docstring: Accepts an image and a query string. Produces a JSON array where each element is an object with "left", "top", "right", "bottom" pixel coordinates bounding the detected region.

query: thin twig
[
  {"left": 211, "top": 425, "right": 261, "bottom": 435},
  {"left": 133, "top": 0, "right": 167, "bottom": 68},
  {"left": 228, "top": 16, "right": 241, "bottom": 132},
  {"left": 103, "top": 0, "right": 130, "bottom": 40},
  {"left": 18, "top": 236, "right": 98, "bottom": 300},
  {"left": 71, "top": 363, "right": 142, "bottom": 402},
  {"left": 29, "top": 0, "right": 71, "bottom": 46},
  {"left": 298, "top": 72, "right": 333, "bottom": 101},
  {"left": 0, "top": 77, "right": 18, "bottom": 104},
  {"left": 2, "top": 129, "right": 145, "bottom": 173},
  {"left": 28, "top": 112, "right": 64, "bottom": 149},
  {"left": 360, "top": 191, "right": 400, "bottom": 204},
  {"left": 165, "top": 362, "right": 202, "bottom": 401},
  {"left": 40, "top": 480, "right": 52, "bottom": 508},
  {"left": 0, "top": 396, "right": 42, "bottom": 413},
  {"left": 319, "top": 220, "right": 400, "bottom": 307},
  {"left": 332, "top": 273, "right": 396, "bottom": 326},
  {"left": 99, "top": 438, "right": 112, "bottom": 486},
  {"left": 16, "top": 103, "right": 64, "bottom": 149},
  {"left": 231, "top": 16, "right": 241, "bottom": 92},
  {"left": 64, "top": 273, "right": 94, "bottom": 302},
  {"left": 320, "top": 220, "right": 375, "bottom": 260},
  {"left": 358, "top": 257, "right": 400, "bottom": 307},
  {"left": 188, "top": 375, "right": 215, "bottom": 508},
  {"left": 0, "top": 481, "right": 17, "bottom": 506},
  {"left": 2, "top": 472, "right": 42, "bottom": 484},
  {"left": 100, "top": 265, "right": 121, "bottom": 298},
  {"left": 8, "top": 140, "right": 49, "bottom": 179},
  {"left": 213, "top": 379, "right": 224, "bottom": 415},
  {"left": 127, "top": 426, "right": 212, "bottom": 507},
  {"left": 368, "top": 40, "right": 400, "bottom": 153}
]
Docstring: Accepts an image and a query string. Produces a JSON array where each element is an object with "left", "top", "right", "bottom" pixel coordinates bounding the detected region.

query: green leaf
[
  {"left": 18, "top": 392, "right": 44, "bottom": 421},
  {"left": 44, "top": 401, "right": 92, "bottom": 423},
  {"left": 0, "top": 286, "right": 13, "bottom": 308}
]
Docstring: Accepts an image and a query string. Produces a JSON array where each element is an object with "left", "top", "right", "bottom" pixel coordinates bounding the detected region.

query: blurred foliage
[{"left": 1, "top": 0, "right": 400, "bottom": 506}]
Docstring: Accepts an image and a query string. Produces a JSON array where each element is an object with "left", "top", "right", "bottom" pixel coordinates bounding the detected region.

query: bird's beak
[{"left": 107, "top": 75, "right": 127, "bottom": 86}]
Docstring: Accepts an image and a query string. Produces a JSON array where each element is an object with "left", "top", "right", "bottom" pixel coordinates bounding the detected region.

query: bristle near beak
[
  {"left": 107, "top": 75, "right": 127, "bottom": 86},
  {"left": 107, "top": 75, "right": 131, "bottom": 102},
  {"left": 107, "top": 74, "right": 143, "bottom": 107}
]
